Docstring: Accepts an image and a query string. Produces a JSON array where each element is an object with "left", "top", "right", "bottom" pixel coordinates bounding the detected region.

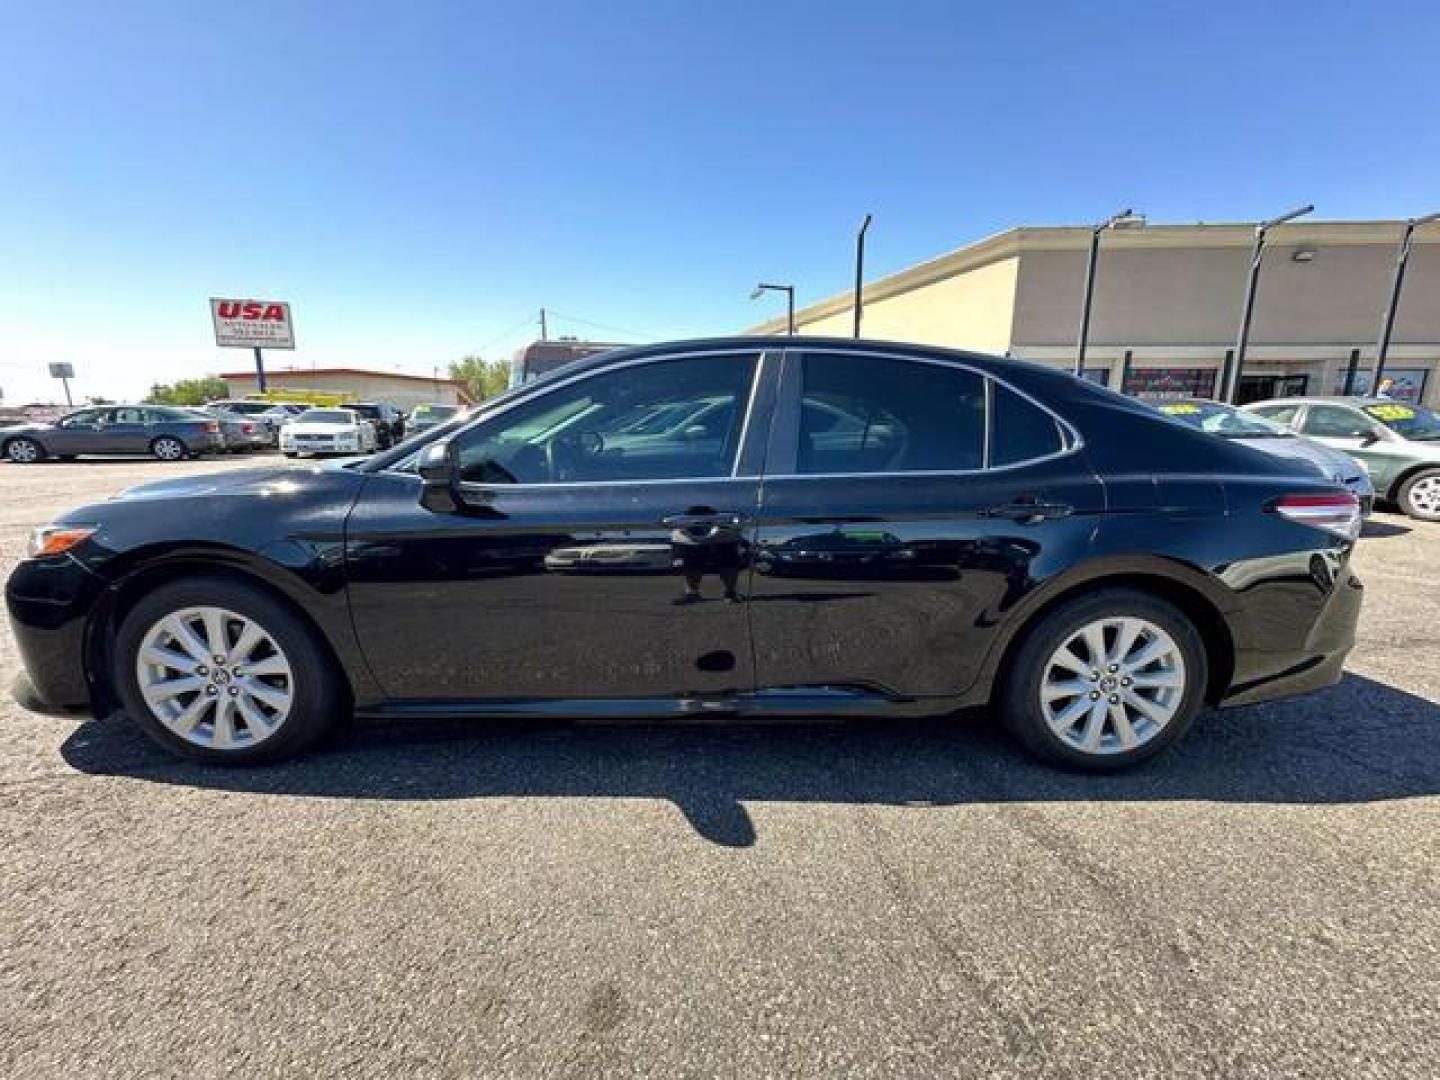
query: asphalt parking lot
[{"left": 1, "top": 456, "right": 1437, "bottom": 1078}]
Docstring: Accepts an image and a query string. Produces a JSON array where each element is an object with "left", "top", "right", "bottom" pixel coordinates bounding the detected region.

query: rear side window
[
  {"left": 990, "top": 383, "right": 1064, "bottom": 466},
  {"left": 798, "top": 353, "right": 984, "bottom": 474},
  {"left": 1300, "top": 405, "right": 1371, "bottom": 438}
]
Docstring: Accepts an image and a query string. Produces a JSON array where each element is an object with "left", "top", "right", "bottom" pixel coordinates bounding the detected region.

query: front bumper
[{"left": 6, "top": 554, "right": 107, "bottom": 711}]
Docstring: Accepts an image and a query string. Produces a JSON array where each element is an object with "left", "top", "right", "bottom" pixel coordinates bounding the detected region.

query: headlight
[{"left": 28, "top": 524, "right": 97, "bottom": 558}]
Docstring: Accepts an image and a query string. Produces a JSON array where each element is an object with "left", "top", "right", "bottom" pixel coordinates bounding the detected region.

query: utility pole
[
  {"left": 539, "top": 308, "right": 548, "bottom": 341},
  {"left": 1222, "top": 204, "right": 1313, "bottom": 404},
  {"left": 253, "top": 346, "right": 267, "bottom": 394},
  {"left": 1075, "top": 208, "right": 1139, "bottom": 376},
  {"left": 1374, "top": 211, "right": 1440, "bottom": 390},
  {"left": 853, "top": 213, "right": 872, "bottom": 338}
]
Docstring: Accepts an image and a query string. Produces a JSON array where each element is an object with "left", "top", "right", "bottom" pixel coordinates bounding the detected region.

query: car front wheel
[
  {"left": 999, "top": 588, "right": 1208, "bottom": 770},
  {"left": 114, "top": 577, "right": 345, "bottom": 763},
  {"left": 6, "top": 437, "right": 44, "bottom": 464},
  {"left": 1397, "top": 468, "right": 1440, "bottom": 522}
]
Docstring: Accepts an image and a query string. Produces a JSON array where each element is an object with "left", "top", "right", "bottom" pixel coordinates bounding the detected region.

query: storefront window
[
  {"left": 1080, "top": 367, "right": 1110, "bottom": 386},
  {"left": 1123, "top": 367, "right": 1217, "bottom": 401},
  {"left": 1330, "top": 366, "right": 1429, "bottom": 403}
]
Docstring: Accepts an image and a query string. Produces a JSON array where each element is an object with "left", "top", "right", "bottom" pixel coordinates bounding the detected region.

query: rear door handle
[
  {"left": 661, "top": 511, "right": 750, "bottom": 529},
  {"left": 984, "top": 501, "right": 1073, "bottom": 523}
]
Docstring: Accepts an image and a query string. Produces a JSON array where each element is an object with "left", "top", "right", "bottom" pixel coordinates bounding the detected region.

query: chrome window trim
[{"left": 380, "top": 346, "right": 767, "bottom": 483}]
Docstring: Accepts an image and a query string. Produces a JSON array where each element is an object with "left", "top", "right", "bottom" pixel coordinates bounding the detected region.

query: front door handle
[
  {"left": 984, "top": 501, "right": 1073, "bottom": 523},
  {"left": 660, "top": 511, "right": 750, "bottom": 530}
]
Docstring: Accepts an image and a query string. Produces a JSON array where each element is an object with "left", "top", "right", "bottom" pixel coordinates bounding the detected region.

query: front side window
[
  {"left": 1249, "top": 403, "right": 1301, "bottom": 427},
  {"left": 797, "top": 353, "right": 984, "bottom": 474},
  {"left": 1301, "top": 405, "right": 1374, "bottom": 439},
  {"left": 59, "top": 409, "right": 101, "bottom": 428},
  {"left": 454, "top": 353, "right": 758, "bottom": 484}
]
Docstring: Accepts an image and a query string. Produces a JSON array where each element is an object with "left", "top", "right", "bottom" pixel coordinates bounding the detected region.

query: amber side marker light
[{"left": 28, "top": 525, "right": 98, "bottom": 558}]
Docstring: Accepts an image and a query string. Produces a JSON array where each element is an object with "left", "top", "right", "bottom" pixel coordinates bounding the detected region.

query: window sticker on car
[
  {"left": 1366, "top": 404, "right": 1415, "bottom": 422},
  {"left": 1159, "top": 404, "right": 1202, "bottom": 415}
]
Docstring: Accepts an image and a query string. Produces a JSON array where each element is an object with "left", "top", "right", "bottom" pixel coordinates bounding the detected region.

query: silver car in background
[{"left": 1152, "top": 398, "right": 1374, "bottom": 514}]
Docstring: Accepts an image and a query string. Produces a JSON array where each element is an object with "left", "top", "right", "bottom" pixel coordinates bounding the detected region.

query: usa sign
[{"left": 209, "top": 298, "right": 296, "bottom": 349}]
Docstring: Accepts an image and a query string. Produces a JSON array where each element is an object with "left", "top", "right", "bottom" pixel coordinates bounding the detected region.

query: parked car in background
[
  {"left": 347, "top": 402, "right": 405, "bottom": 448},
  {"left": 205, "top": 400, "right": 307, "bottom": 439},
  {"left": 1244, "top": 396, "right": 1440, "bottom": 521},
  {"left": 279, "top": 407, "right": 378, "bottom": 457},
  {"left": 7, "top": 338, "right": 1362, "bottom": 770},
  {"left": 406, "top": 403, "right": 458, "bottom": 436},
  {"left": 2, "top": 405, "right": 223, "bottom": 463},
  {"left": 189, "top": 408, "right": 271, "bottom": 453},
  {"left": 1153, "top": 398, "right": 1374, "bottom": 515}
]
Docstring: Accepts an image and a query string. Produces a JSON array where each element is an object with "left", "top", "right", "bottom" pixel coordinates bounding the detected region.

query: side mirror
[
  {"left": 418, "top": 439, "right": 458, "bottom": 513},
  {"left": 1359, "top": 428, "right": 1384, "bottom": 447}
]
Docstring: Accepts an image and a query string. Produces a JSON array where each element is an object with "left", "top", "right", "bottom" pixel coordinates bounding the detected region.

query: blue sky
[{"left": 2, "top": 0, "right": 1438, "bottom": 402}]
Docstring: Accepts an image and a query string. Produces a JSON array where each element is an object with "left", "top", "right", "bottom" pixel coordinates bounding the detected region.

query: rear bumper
[
  {"left": 5, "top": 555, "right": 105, "bottom": 711},
  {"left": 1219, "top": 557, "right": 1363, "bottom": 708}
]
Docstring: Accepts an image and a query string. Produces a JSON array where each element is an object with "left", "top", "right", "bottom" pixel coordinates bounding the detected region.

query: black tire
[
  {"left": 113, "top": 576, "right": 346, "bottom": 764},
  {"left": 998, "top": 588, "right": 1208, "bottom": 771},
  {"left": 150, "top": 436, "right": 187, "bottom": 462},
  {"left": 5, "top": 437, "right": 45, "bottom": 464},
  {"left": 1397, "top": 468, "right": 1440, "bottom": 523}
]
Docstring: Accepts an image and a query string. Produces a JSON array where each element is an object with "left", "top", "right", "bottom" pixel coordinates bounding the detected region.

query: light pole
[
  {"left": 1373, "top": 211, "right": 1440, "bottom": 391},
  {"left": 853, "top": 214, "right": 872, "bottom": 338},
  {"left": 1075, "top": 209, "right": 1142, "bottom": 376},
  {"left": 1222, "top": 203, "right": 1314, "bottom": 403},
  {"left": 751, "top": 283, "right": 795, "bottom": 335}
]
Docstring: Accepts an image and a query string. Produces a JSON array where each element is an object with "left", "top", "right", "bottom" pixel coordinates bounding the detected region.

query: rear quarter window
[{"left": 990, "top": 382, "right": 1065, "bottom": 466}]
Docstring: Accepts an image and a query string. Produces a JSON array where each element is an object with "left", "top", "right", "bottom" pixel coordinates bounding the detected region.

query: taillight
[
  {"left": 204, "top": 422, "right": 219, "bottom": 434},
  {"left": 242, "top": 423, "right": 256, "bottom": 434},
  {"left": 1268, "top": 492, "right": 1361, "bottom": 541}
]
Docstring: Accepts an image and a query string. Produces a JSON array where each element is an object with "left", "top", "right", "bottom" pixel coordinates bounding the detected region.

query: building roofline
[
  {"left": 748, "top": 218, "right": 1439, "bottom": 334},
  {"left": 218, "top": 366, "right": 465, "bottom": 387}
]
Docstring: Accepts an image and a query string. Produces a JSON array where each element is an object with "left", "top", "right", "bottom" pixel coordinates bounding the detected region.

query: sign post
[
  {"left": 47, "top": 362, "right": 75, "bottom": 406},
  {"left": 209, "top": 299, "right": 296, "bottom": 394}
]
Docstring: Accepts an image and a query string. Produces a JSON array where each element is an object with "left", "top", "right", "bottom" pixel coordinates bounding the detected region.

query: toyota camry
[{"left": 7, "top": 338, "right": 1363, "bottom": 770}]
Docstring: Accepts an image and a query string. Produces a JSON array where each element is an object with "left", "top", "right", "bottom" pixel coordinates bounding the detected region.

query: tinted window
[
  {"left": 991, "top": 383, "right": 1064, "bottom": 465},
  {"left": 798, "top": 353, "right": 984, "bottom": 474},
  {"left": 454, "top": 353, "right": 757, "bottom": 484},
  {"left": 1249, "top": 403, "right": 1301, "bottom": 426},
  {"left": 1301, "top": 405, "right": 1373, "bottom": 438}
]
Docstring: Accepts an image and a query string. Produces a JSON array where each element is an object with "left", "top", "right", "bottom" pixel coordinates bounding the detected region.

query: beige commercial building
[
  {"left": 750, "top": 219, "right": 1440, "bottom": 407},
  {"left": 219, "top": 366, "right": 472, "bottom": 411}
]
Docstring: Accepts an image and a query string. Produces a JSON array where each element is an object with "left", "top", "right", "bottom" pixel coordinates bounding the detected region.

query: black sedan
[
  {"left": 7, "top": 338, "right": 1363, "bottom": 770},
  {"left": 2, "top": 405, "right": 225, "bottom": 463}
]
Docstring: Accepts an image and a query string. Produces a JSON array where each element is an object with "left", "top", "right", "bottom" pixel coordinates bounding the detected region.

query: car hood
[
  {"left": 286, "top": 423, "right": 359, "bottom": 435},
  {"left": 1230, "top": 434, "right": 1365, "bottom": 481},
  {"left": 111, "top": 462, "right": 364, "bottom": 502}
]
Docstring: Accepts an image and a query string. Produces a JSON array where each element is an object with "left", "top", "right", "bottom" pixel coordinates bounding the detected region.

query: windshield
[
  {"left": 413, "top": 404, "right": 456, "bottom": 420},
  {"left": 300, "top": 410, "right": 356, "bottom": 424},
  {"left": 1364, "top": 402, "right": 1440, "bottom": 440},
  {"left": 1155, "top": 400, "right": 1289, "bottom": 437}
]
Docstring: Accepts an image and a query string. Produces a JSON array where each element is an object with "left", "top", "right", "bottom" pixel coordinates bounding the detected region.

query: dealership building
[
  {"left": 219, "top": 366, "right": 472, "bottom": 411},
  {"left": 750, "top": 219, "right": 1440, "bottom": 407}
]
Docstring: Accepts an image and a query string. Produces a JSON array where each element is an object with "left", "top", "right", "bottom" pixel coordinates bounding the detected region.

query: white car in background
[{"left": 279, "top": 408, "right": 378, "bottom": 457}]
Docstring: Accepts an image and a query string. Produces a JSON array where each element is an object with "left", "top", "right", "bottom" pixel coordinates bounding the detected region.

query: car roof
[{"left": 1250, "top": 396, "right": 1392, "bottom": 407}]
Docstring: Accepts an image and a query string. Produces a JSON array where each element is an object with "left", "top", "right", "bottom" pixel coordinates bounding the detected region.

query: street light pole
[
  {"left": 751, "top": 283, "right": 796, "bottom": 335},
  {"left": 1222, "top": 203, "right": 1314, "bottom": 404},
  {"left": 853, "top": 213, "right": 872, "bottom": 338},
  {"left": 1374, "top": 211, "right": 1440, "bottom": 390},
  {"left": 1075, "top": 208, "right": 1137, "bottom": 376}
]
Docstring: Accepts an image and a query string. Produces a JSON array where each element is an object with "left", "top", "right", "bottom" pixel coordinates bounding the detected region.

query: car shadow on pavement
[
  {"left": 60, "top": 672, "right": 1440, "bottom": 847},
  {"left": 1361, "top": 519, "right": 1411, "bottom": 539}
]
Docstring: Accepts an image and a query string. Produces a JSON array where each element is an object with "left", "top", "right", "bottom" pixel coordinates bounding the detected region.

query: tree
[
  {"left": 449, "top": 356, "right": 509, "bottom": 401},
  {"left": 145, "top": 377, "right": 231, "bottom": 407}
]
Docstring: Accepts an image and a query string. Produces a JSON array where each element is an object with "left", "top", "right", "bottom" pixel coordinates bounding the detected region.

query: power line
[{"left": 544, "top": 309, "right": 661, "bottom": 342}]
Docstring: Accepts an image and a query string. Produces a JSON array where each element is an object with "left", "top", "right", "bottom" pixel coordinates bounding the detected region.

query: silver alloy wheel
[
  {"left": 135, "top": 605, "right": 294, "bottom": 750},
  {"left": 1409, "top": 475, "right": 1440, "bottom": 517},
  {"left": 8, "top": 439, "right": 39, "bottom": 463},
  {"left": 1040, "top": 616, "right": 1187, "bottom": 756},
  {"left": 153, "top": 437, "right": 185, "bottom": 461}
]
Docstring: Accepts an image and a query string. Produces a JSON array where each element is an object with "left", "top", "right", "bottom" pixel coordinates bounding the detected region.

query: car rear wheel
[
  {"left": 151, "top": 436, "right": 187, "bottom": 461},
  {"left": 999, "top": 588, "right": 1208, "bottom": 770},
  {"left": 114, "top": 577, "right": 345, "bottom": 763},
  {"left": 6, "top": 437, "right": 43, "bottom": 464},
  {"left": 1397, "top": 468, "right": 1440, "bottom": 522}
]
